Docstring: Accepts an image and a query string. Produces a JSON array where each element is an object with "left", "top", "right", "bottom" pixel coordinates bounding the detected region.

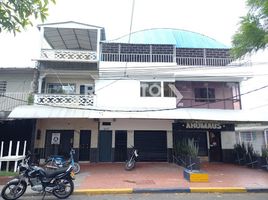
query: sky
[
  {"left": 0, "top": 0, "right": 267, "bottom": 110},
  {"left": 0, "top": 0, "right": 248, "bottom": 67}
]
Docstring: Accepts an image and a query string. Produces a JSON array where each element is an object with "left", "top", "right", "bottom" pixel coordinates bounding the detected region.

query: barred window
[
  {"left": 0, "top": 81, "right": 7, "bottom": 96},
  {"left": 241, "top": 132, "right": 256, "bottom": 143}
]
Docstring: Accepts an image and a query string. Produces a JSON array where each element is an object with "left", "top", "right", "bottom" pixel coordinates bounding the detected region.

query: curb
[
  {"left": 1, "top": 186, "right": 268, "bottom": 196},
  {"left": 73, "top": 187, "right": 268, "bottom": 194},
  {"left": 74, "top": 188, "right": 133, "bottom": 195}
]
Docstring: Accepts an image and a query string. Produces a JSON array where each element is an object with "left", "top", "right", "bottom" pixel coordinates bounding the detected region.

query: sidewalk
[
  {"left": 1, "top": 162, "right": 268, "bottom": 195},
  {"left": 75, "top": 162, "right": 268, "bottom": 193}
]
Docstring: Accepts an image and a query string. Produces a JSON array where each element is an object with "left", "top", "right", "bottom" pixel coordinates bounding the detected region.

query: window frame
[
  {"left": 194, "top": 87, "right": 216, "bottom": 102},
  {"left": 47, "top": 83, "right": 76, "bottom": 94}
]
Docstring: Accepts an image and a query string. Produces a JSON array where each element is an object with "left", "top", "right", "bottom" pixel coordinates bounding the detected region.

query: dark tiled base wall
[
  {"left": 222, "top": 149, "right": 235, "bottom": 163},
  {"left": 167, "top": 148, "right": 173, "bottom": 163},
  {"left": 90, "top": 148, "right": 98, "bottom": 162}
]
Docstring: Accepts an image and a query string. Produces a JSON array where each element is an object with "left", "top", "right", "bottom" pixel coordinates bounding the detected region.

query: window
[
  {"left": 164, "top": 82, "right": 176, "bottom": 97},
  {"left": 47, "top": 83, "right": 76, "bottom": 94},
  {"left": 0, "top": 81, "right": 7, "bottom": 96},
  {"left": 140, "top": 82, "right": 161, "bottom": 97},
  {"left": 241, "top": 132, "right": 256, "bottom": 143},
  {"left": 194, "top": 88, "right": 215, "bottom": 102}
]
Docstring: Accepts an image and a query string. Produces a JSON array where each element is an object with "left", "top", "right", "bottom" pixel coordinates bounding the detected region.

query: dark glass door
[
  {"left": 209, "top": 131, "right": 222, "bottom": 162},
  {"left": 79, "top": 130, "right": 91, "bottom": 161},
  {"left": 114, "top": 130, "right": 127, "bottom": 162}
]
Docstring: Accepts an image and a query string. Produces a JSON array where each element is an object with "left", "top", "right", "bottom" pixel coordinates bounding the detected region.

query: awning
[{"left": 8, "top": 105, "right": 268, "bottom": 122}]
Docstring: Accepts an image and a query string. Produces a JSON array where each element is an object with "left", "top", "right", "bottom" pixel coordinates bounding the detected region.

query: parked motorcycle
[
  {"left": 125, "top": 147, "right": 139, "bottom": 170},
  {"left": 1, "top": 151, "right": 75, "bottom": 200},
  {"left": 44, "top": 149, "right": 80, "bottom": 174}
]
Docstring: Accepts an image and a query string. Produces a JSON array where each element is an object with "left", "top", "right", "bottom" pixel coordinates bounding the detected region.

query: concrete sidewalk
[
  {"left": 1, "top": 162, "right": 268, "bottom": 195},
  {"left": 74, "top": 162, "right": 268, "bottom": 194}
]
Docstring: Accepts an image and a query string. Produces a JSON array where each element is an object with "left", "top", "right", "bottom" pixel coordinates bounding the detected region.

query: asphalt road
[{"left": 14, "top": 193, "right": 268, "bottom": 200}]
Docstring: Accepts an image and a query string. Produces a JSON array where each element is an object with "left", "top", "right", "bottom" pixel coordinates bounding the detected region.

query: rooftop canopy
[
  {"left": 108, "top": 28, "right": 228, "bottom": 49},
  {"left": 38, "top": 21, "right": 106, "bottom": 50}
]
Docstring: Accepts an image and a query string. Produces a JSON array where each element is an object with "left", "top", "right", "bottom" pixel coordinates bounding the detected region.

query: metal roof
[
  {"left": 8, "top": 105, "right": 268, "bottom": 122},
  {"left": 39, "top": 21, "right": 106, "bottom": 50},
  {"left": 108, "top": 28, "right": 228, "bottom": 49}
]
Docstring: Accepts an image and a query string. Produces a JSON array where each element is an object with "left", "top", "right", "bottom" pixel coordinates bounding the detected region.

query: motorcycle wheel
[
  {"left": 125, "top": 160, "right": 135, "bottom": 170},
  {"left": 73, "top": 162, "right": 80, "bottom": 174},
  {"left": 1, "top": 180, "right": 27, "bottom": 200},
  {"left": 52, "top": 178, "right": 74, "bottom": 199}
]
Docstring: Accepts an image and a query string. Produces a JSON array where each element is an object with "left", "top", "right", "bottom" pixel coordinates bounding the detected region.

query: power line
[{"left": 124, "top": 0, "right": 136, "bottom": 77}]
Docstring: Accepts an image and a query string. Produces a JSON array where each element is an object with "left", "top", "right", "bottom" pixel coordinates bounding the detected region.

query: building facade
[
  {"left": 8, "top": 21, "right": 255, "bottom": 163},
  {"left": 0, "top": 68, "right": 37, "bottom": 156}
]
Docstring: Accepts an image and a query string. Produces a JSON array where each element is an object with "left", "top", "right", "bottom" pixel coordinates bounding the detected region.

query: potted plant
[
  {"left": 245, "top": 143, "right": 259, "bottom": 168},
  {"left": 233, "top": 142, "right": 247, "bottom": 165},
  {"left": 174, "top": 138, "right": 200, "bottom": 171}
]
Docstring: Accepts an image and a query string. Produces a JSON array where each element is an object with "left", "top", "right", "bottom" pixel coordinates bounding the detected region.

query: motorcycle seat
[{"left": 44, "top": 167, "right": 69, "bottom": 178}]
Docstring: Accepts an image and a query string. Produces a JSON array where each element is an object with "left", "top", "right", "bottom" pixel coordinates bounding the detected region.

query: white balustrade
[
  {"left": 41, "top": 49, "right": 97, "bottom": 61},
  {"left": 34, "top": 94, "right": 94, "bottom": 107}
]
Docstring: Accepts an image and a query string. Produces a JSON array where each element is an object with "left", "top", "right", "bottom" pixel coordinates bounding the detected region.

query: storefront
[{"left": 173, "top": 121, "right": 235, "bottom": 162}]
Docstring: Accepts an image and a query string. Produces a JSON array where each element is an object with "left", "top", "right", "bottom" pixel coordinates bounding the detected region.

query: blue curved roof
[{"left": 108, "top": 28, "right": 228, "bottom": 49}]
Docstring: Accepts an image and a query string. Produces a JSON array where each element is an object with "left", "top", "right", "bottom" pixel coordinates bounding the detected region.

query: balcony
[
  {"left": 34, "top": 94, "right": 95, "bottom": 107},
  {"left": 40, "top": 49, "right": 98, "bottom": 62}
]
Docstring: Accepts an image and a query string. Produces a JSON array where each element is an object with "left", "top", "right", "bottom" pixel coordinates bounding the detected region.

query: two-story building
[
  {"left": 0, "top": 67, "right": 37, "bottom": 154},
  {"left": 9, "top": 21, "right": 264, "bottom": 163}
]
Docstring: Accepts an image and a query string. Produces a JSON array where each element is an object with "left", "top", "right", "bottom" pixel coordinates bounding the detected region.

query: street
[{"left": 15, "top": 193, "right": 268, "bottom": 200}]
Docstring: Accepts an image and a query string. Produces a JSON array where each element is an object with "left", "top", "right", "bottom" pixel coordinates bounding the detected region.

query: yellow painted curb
[
  {"left": 74, "top": 188, "right": 133, "bottom": 195},
  {"left": 190, "top": 187, "right": 247, "bottom": 193}
]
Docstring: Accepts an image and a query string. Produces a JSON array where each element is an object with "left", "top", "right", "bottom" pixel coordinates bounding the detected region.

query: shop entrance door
[
  {"left": 45, "top": 130, "right": 74, "bottom": 158},
  {"left": 209, "top": 131, "right": 222, "bottom": 162},
  {"left": 79, "top": 130, "right": 91, "bottom": 161},
  {"left": 99, "top": 131, "right": 112, "bottom": 162}
]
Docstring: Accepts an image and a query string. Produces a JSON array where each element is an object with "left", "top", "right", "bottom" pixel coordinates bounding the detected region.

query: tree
[
  {"left": 0, "top": 0, "right": 56, "bottom": 34},
  {"left": 231, "top": 0, "right": 268, "bottom": 58}
]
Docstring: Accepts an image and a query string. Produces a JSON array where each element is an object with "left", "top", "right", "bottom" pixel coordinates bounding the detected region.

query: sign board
[{"left": 51, "top": 133, "right": 61, "bottom": 144}]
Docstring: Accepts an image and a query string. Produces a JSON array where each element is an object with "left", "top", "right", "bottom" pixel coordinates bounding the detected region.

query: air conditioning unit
[{"left": 83, "top": 84, "right": 95, "bottom": 95}]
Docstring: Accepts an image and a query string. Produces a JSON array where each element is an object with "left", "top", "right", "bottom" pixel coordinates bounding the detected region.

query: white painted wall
[
  {"left": 0, "top": 71, "right": 34, "bottom": 93},
  {"left": 99, "top": 118, "right": 173, "bottom": 131},
  {"left": 95, "top": 79, "right": 176, "bottom": 109},
  {"left": 221, "top": 131, "right": 236, "bottom": 149}
]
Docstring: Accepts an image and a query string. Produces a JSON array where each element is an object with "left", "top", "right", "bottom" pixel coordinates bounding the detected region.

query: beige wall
[{"left": 35, "top": 118, "right": 98, "bottom": 149}]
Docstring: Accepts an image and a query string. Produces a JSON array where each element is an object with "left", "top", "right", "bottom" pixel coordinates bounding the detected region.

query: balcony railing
[
  {"left": 34, "top": 94, "right": 94, "bottom": 107},
  {"left": 40, "top": 49, "right": 98, "bottom": 62},
  {"left": 176, "top": 57, "right": 235, "bottom": 66},
  {"left": 0, "top": 93, "right": 28, "bottom": 112},
  {"left": 101, "top": 53, "right": 241, "bottom": 66},
  {"left": 101, "top": 53, "right": 175, "bottom": 63}
]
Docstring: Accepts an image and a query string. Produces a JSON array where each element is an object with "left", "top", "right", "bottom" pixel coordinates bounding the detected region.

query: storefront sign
[{"left": 185, "top": 122, "right": 222, "bottom": 130}]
